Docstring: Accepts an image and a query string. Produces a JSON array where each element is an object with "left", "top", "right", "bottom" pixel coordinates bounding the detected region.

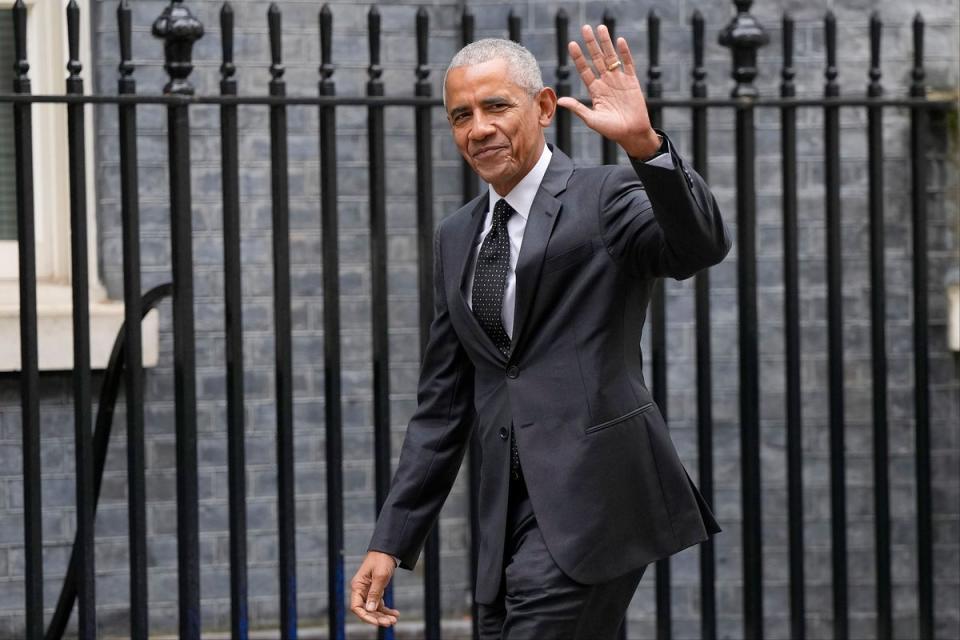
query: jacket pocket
[
  {"left": 584, "top": 402, "right": 654, "bottom": 435},
  {"left": 543, "top": 240, "right": 595, "bottom": 274}
]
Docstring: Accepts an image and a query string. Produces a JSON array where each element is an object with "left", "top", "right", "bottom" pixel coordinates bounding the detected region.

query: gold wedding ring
[{"left": 606, "top": 60, "right": 623, "bottom": 72}]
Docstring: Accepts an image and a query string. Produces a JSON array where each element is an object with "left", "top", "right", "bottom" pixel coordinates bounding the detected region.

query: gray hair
[{"left": 442, "top": 38, "right": 544, "bottom": 108}]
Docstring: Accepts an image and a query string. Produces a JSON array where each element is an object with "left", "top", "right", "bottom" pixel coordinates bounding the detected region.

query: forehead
[{"left": 444, "top": 58, "right": 527, "bottom": 108}]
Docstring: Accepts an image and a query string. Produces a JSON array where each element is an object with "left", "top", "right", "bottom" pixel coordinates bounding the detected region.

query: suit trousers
[{"left": 477, "top": 477, "right": 646, "bottom": 640}]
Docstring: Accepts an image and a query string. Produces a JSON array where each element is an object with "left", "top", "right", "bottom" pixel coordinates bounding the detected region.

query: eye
[{"left": 452, "top": 112, "right": 470, "bottom": 125}]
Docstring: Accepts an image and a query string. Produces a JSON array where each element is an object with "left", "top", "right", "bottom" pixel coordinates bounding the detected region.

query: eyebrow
[{"left": 448, "top": 95, "right": 514, "bottom": 118}]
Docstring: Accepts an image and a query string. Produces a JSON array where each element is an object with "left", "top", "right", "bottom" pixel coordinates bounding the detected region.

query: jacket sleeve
[
  {"left": 367, "top": 226, "right": 476, "bottom": 569},
  {"left": 598, "top": 130, "right": 732, "bottom": 280}
]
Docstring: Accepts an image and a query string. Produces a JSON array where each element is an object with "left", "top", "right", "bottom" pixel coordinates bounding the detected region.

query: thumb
[
  {"left": 557, "top": 96, "right": 592, "bottom": 123},
  {"left": 365, "top": 570, "right": 391, "bottom": 611}
]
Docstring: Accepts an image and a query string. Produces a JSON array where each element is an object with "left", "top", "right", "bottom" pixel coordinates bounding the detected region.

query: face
[{"left": 444, "top": 58, "right": 557, "bottom": 196}]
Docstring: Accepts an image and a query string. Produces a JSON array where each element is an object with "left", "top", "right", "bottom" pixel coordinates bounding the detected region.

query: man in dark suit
[{"left": 350, "top": 24, "right": 730, "bottom": 639}]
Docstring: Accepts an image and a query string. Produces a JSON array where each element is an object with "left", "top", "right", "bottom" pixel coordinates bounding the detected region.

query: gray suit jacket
[{"left": 369, "top": 132, "right": 730, "bottom": 604}]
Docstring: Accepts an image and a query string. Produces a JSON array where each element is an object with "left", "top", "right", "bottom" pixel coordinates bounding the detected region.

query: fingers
[
  {"left": 365, "top": 569, "right": 391, "bottom": 612},
  {"left": 576, "top": 24, "right": 631, "bottom": 77},
  {"left": 568, "top": 41, "right": 596, "bottom": 87},
  {"left": 617, "top": 37, "right": 637, "bottom": 77},
  {"left": 596, "top": 24, "right": 619, "bottom": 65},
  {"left": 581, "top": 24, "right": 607, "bottom": 75},
  {"left": 350, "top": 598, "right": 399, "bottom": 627},
  {"left": 350, "top": 587, "right": 399, "bottom": 627}
]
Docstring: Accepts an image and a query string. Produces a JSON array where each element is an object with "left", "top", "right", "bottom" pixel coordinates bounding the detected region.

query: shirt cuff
[
  {"left": 392, "top": 555, "right": 401, "bottom": 568},
  {"left": 644, "top": 152, "right": 675, "bottom": 169},
  {"left": 637, "top": 132, "right": 674, "bottom": 169}
]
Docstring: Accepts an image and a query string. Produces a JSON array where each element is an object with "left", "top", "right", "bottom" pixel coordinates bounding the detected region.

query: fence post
[
  {"left": 318, "top": 6, "right": 346, "bottom": 639},
  {"left": 719, "top": 2, "right": 768, "bottom": 639},
  {"left": 415, "top": 10, "right": 442, "bottom": 639},
  {"left": 601, "top": 9, "right": 617, "bottom": 165},
  {"left": 365, "top": 10, "right": 396, "bottom": 640},
  {"left": 690, "top": 11, "right": 717, "bottom": 640},
  {"left": 909, "top": 13, "right": 933, "bottom": 640},
  {"left": 218, "top": 5, "right": 250, "bottom": 639},
  {"left": 555, "top": 9, "right": 571, "bottom": 155},
  {"left": 65, "top": 2, "right": 96, "bottom": 636},
  {"left": 779, "top": 13, "right": 805, "bottom": 640},
  {"left": 266, "top": 5, "right": 299, "bottom": 638},
  {"left": 117, "top": 1, "right": 150, "bottom": 636},
  {"left": 460, "top": 8, "right": 479, "bottom": 202},
  {"left": 151, "top": 2, "right": 204, "bottom": 636},
  {"left": 508, "top": 8, "right": 522, "bottom": 43},
  {"left": 866, "top": 12, "right": 892, "bottom": 640},
  {"left": 821, "top": 14, "right": 852, "bottom": 640},
  {"left": 11, "top": 2, "right": 43, "bottom": 635}
]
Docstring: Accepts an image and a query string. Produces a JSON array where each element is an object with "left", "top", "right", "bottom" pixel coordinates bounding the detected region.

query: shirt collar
[{"left": 487, "top": 144, "right": 553, "bottom": 221}]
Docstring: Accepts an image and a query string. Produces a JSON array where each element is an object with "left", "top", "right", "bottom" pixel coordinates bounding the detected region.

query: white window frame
[
  {"left": 0, "top": 0, "right": 158, "bottom": 371},
  {"left": 0, "top": 0, "right": 74, "bottom": 282}
]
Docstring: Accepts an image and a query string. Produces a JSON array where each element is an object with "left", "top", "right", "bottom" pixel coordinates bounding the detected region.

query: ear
[{"left": 536, "top": 87, "right": 558, "bottom": 127}]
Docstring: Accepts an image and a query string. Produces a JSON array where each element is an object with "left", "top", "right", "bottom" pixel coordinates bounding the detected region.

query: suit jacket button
[
  {"left": 506, "top": 365, "right": 519, "bottom": 379},
  {"left": 498, "top": 427, "right": 508, "bottom": 440}
]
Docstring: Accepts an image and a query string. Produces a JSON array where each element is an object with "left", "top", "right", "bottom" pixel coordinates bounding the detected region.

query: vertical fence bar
[
  {"left": 65, "top": 2, "right": 96, "bottom": 637},
  {"left": 415, "top": 10, "right": 442, "bottom": 639},
  {"left": 508, "top": 9, "right": 522, "bottom": 43},
  {"left": 319, "top": 6, "right": 346, "bottom": 639},
  {"left": 366, "top": 10, "right": 395, "bottom": 640},
  {"left": 866, "top": 13, "right": 891, "bottom": 640},
  {"left": 219, "top": 6, "right": 249, "bottom": 639},
  {"left": 555, "top": 9, "right": 572, "bottom": 155},
  {"left": 267, "top": 5, "right": 298, "bottom": 638},
  {"left": 690, "top": 11, "right": 716, "bottom": 640},
  {"left": 459, "top": 9, "right": 482, "bottom": 640},
  {"left": 117, "top": 1, "right": 149, "bottom": 636},
  {"left": 779, "top": 13, "right": 805, "bottom": 640},
  {"left": 909, "top": 13, "right": 933, "bottom": 640},
  {"left": 11, "top": 2, "right": 43, "bottom": 636},
  {"left": 644, "top": 10, "right": 672, "bottom": 640},
  {"left": 719, "top": 3, "right": 767, "bottom": 638},
  {"left": 601, "top": 9, "right": 618, "bottom": 165},
  {"left": 461, "top": 8, "right": 480, "bottom": 201},
  {"left": 151, "top": 3, "right": 204, "bottom": 636},
  {"left": 823, "top": 13, "right": 850, "bottom": 640}
]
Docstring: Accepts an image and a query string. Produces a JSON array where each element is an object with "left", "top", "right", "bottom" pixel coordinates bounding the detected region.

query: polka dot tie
[
  {"left": 472, "top": 198, "right": 522, "bottom": 479},
  {"left": 472, "top": 198, "right": 515, "bottom": 356}
]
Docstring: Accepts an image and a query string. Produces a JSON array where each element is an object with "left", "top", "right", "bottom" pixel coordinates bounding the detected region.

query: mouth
[{"left": 471, "top": 145, "right": 508, "bottom": 160}]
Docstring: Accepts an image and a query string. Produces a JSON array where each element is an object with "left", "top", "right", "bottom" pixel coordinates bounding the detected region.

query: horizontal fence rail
[{"left": 2, "top": 0, "right": 956, "bottom": 639}]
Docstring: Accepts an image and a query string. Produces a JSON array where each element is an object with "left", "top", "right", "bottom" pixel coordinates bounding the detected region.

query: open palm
[{"left": 557, "top": 24, "right": 660, "bottom": 159}]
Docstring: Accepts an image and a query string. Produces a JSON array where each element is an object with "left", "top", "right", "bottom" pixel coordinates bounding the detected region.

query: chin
[{"left": 478, "top": 165, "right": 513, "bottom": 187}]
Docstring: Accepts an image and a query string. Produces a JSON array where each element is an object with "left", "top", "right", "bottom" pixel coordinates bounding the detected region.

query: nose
[{"left": 468, "top": 111, "right": 496, "bottom": 140}]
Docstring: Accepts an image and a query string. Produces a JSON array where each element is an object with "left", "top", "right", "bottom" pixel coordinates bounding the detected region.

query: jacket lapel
[
  {"left": 453, "top": 193, "right": 508, "bottom": 362},
  {"left": 510, "top": 147, "right": 573, "bottom": 354}
]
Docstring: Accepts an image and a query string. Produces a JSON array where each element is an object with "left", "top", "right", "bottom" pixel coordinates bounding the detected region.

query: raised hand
[{"left": 557, "top": 24, "right": 661, "bottom": 160}]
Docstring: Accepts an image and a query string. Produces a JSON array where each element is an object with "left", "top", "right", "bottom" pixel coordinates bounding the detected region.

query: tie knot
[{"left": 493, "top": 199, "right": 515, "bottom": 226}]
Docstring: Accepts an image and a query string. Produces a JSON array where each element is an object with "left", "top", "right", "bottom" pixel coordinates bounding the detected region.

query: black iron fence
[{"left": 2, "top": 0, "right": 956, "bottom": 639}]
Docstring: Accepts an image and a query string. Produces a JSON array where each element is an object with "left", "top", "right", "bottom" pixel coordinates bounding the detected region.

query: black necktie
[
  {"left": 472, "top": 198, "right": 514, "bottom": 356},
  {"left": 472, "top": 198, "right": 522, "bottom": 479}
]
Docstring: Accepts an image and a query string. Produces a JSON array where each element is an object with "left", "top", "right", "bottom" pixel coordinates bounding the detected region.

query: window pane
[{"left": 0, "top": 13, "right": 17, "bottom": 241}]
